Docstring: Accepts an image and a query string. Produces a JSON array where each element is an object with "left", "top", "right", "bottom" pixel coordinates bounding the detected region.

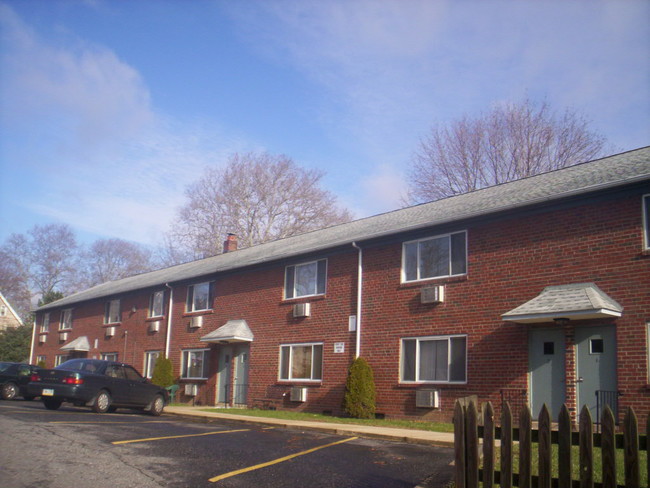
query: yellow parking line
[
  {"left": 209, "top": 436, "right": 358, "bottom": 483},
  {"left": 113, "top": 428, "right": 249, "bottom": 445}
]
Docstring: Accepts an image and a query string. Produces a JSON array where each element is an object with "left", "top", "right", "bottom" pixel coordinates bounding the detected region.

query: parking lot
[{"left": 0, "top": 400, "right": 454, "bottom": 488}]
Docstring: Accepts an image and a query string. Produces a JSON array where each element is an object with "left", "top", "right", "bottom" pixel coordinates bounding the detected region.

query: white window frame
[
  {"left": 186, "top": 282, "right": 212, "bottom": 313},
  {"left": 149, "top": 290, "right": 165, "bottom": 318},
  {"left": 401, "top": 231, "right": 467, "bottom": 283},
  {"left": 284, "top": 259, "right": 327, "bottom": 299},
  {"left": 40, "top": 313, "right": 50, "bottom": 333},
  {"left": 278, "top": 342, "right": 324, "bottom": 382},
  {"left": 36, "top": 355, "right": 46, "bottom": 366},
  {"left": 400, "top": 334, "right": 468, "bottom": 384},
  {"left": 59, "top": 309, "right": 73, "bottom": 330},
  {"left": 144, "top": 351, "right": 161, "bottom": 379},
  {"left": 104, "top": 299, "right": 121, "bottom": 324},
  {"left": 643, "top": 194, "right": 649, "bottom": 251},
  {"left": 181, "top": 349, "right": 209, "bottom": 379},
  {"left": 101, "top": 352, "right": 118, "bottom": 361},
  {"left": 55, "top": 354, "right": 70, "bottom": 366}
]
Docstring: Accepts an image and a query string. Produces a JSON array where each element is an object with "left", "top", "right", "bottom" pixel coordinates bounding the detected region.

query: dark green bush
[
  {"left": 344, "top": 357, "right": 376, "bottom": 419},
  {"left": 150, "top": 355, "right": 174, "bottom": 388}
]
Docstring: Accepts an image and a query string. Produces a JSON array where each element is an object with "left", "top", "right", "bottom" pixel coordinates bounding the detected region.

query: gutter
[
  {"left": 352, "top": 242, "right": 363, "bottom": 358},
  {"left": 165, "top": 283, "right": 173, "bottom": 358}
]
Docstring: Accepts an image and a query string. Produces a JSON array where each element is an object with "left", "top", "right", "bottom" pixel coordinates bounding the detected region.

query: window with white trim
[
  {"left": 40, "top": 313, "right": 50, "bottom": 333},
  {"left": 186, "top": 282, "right": 213, "bottom": 313},
  {"left": 101, "top": 352, "right": 118, "bottom": 361},
  {"left": 402, "top": 231, "right": 467, "bottom": 282},
  {"left": 144, "top": 351, "right": 161, "bottom": 379},
  {"left": 400, "top": 335, "right": 467, "bottom": 383},
  {"left": 59, "top": 309, "right": 73, "bottom": 330},
  {"left": 643, "top": 195, "right": 650, "bottom": 250},
  {"left": 279, "top": 343, "right": 323, "bottom": 381},
  {"left": 36, "top": 355, "right": 46, "bottom": 366},
  {"left": 284, "top": 259, "right": 327, "bottom": 299},
  {"left": 104, "top": 299, "right": 121, "bottom": 324},
  {"left": 55, "top": 354, "right": 70, "bottom": 366},
  {"left": 149, "top": 290, "right": 165, "bottom": 318},
  {"left": 181, "top": 349, "right": 209, "bottom": 379}
]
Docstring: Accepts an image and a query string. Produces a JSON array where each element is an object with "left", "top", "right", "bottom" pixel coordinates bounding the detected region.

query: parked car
[
  {"left": 0, "top": 362, "right": 39, "bottom": 400},
  {"left": 26, "top": 359, "right": 168, "bottom": 415}
]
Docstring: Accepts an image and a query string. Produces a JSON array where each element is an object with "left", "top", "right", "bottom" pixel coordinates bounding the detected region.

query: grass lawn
[{"left": 195, "top": 407, "right": 455, "bottom": 433}]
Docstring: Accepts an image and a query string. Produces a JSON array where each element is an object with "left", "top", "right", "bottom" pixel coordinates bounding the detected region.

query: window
[
  {"left": 279, "top": 343, "right": 323, "bottom": 381},
  {"left": 104, "top": 299, "right": 121, "bottom": 324},
  {"left": 186, "top": 282, "right": 213, "bottom": 313},
  {"left": 285, "top": 259, "right": 327, "bottom": 299},
  {"left": 0, "top": 305, "right": 6, "bottom": 317},
  {"left": 643, "top": 195, "right": 650, "bottom": 250},
  {"left": 149, "top": 290, "right": 165, "bottom": 318},
  {"left": 40, "top": 313, "right": 50, "bottom": 333},
  {"left": 60, "top": 309, "right": 73, "bottom": 330},
  {"left": 400, "top": 335, "right": 467, "bottom": 383},
  {"left": 402, "top": 231, "right": 467, "bottom": 282},
  {"left": 144, "top": 351, "right": 161, "bottom": 378},
  {"left": 55, "top": 354, "right": 70, "bottom": 366},
  {"left": 101, "top": 352, "right": 118, "bottom": 361},
  {"left": 181, "top": 349, "right": 209, "bottom": 379},
  {"left": 36, "top": 355, "right": 46, "bottom": 366}
]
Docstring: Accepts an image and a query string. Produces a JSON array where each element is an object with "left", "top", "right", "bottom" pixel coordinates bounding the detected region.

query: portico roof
[
  {"left": 200, "top": 320, "right": 254, "bottom": 344},
  {"left": 60, "top": 335, "right": 91, "bottom": 352},
  {"left": 501, "top": 283, "right": 623, "bottom": 324}
]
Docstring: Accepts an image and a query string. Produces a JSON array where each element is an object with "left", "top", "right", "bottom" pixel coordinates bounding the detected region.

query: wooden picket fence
[{"left": 454, "top": 400, "right": 648, "bottom": 488}]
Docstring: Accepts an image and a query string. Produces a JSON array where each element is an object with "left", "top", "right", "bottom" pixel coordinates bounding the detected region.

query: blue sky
[{"left": 1, "top": 0, "right": 648, "bottom": 248}]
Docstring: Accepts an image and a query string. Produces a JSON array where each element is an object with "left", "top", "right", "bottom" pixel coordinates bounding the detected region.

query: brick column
[{"left": 563, "top": 323, "right": 577, "bottom": 423}]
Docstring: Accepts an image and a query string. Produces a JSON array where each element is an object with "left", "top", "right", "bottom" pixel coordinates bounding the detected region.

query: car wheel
[
  {"left": 1, "top": 382, "right": 18, "bottom": 400},
  {"left": 148, "top": 394, "right": 164, "bottom": 417},
  {"left": 43, "top": 398, "right": 62, "bottom": 410},
  {"left": 92, "top": 390, "right": 111, "bottom": 413}
]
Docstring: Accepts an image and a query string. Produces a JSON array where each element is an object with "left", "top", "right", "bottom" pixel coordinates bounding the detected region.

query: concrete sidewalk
[{"left": 164, "top": 406, "right": 455, "bottom": 448}]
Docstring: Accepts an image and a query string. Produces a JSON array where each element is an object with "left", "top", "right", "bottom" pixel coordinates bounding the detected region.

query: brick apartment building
[{"left": 30, "top": 147, "right": 650, "bottom": 424}]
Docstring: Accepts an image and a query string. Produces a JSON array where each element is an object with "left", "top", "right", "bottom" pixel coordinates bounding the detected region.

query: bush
[
  {"left": 150, "top": 356, "right": 174, "bottom": 388},
  {"left": 344, "top": 357, "right": 376, "bottom": 419}
]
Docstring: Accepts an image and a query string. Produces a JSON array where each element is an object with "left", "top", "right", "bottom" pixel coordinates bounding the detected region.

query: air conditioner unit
[
  {"left": 290, "top": 386, "right": 308, "bottom": 402},
  {"left": 415, "top": 389, "right": 440, "bottom": 408},
  {"left": 184, "top": 383, "right": 198, "bottom": 396},
  {"left": 39, "top": 334, "right": 47, "bottom": 344},
  {"left": 421, "top": 285, "right": 445, "bottom": 304},
  {"left": 59, "top": 331, "right": 69, "bottom": 341},
  {"left": 148, "top": 320, "right": 161, "bottom": 333},
  {"left": 105, "top": 326, "right": 116, "bottom": 337},
  {"left": 189, "top": 315, "right": 203, "bottom": 328},
  {"left": 293, "top": 302, "right": 311, "bottom": 318}
]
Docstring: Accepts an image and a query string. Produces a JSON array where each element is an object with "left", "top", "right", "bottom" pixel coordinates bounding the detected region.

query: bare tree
[
  {"left": 166, "top": 152, "right": 352, "bottom": 261},
  {"left": 0, "top": 234, "right": 32, "bottom": 320},
  {"left": 405, "top": 99, "right": 607, "bottom": 204},
  {"left": 79, "top": 238, "right": 154, "bottom": 287},
  {"left": 28, "top": 224, "right": 79, "bottom": 297}
]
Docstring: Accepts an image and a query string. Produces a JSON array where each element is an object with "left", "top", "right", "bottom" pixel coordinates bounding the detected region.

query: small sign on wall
[
  {"left": 348, "top": 315, "right": 357, "bottom": 332},
  {"left": 334, "top": 342, "right": 345, "bottom": 353}
]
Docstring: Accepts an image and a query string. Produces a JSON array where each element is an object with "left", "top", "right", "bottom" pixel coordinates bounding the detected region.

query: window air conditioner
[
  {"left": 39, "top": 334, "right": 47, "bottom": 344},
  {"left": 148, "top": 320, "right": 161, "bottom": 333},
  {"left": 184, "top": 383, "right": 198, "bottom": 396},
  {"left": 189, "top": 315, "right": 203, "bottom": 328},
  {"left": 105, "top": 326, "right": 116, "bottom": 337},
  {"left": 59, "top": 331, "right": 69, "bottom": 342},
  {"left": 290, "top": 386, "right": 308, "bottom": 402},
  {"left": 293, "top": 302, "right": 311, "bottom": 318},
  {"left": 415, "top": 389, "right": 440, "bottom": 408},
  {"left": 420, "top": 285, "right": 445, "bottom": 304}
]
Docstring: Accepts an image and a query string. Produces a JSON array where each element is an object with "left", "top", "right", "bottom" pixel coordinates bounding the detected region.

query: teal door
[
  {"left": 576, "top": 325, "right": 617, "bottom": 420},
  {"left": 233, "top": 345, "right": 249, "bottom": 406},
  {"left": 217, "top": 346, "right": 232, "bottom": 404},
  {"left": 529, "top": 328, "right": 566, "bottom": 418}
]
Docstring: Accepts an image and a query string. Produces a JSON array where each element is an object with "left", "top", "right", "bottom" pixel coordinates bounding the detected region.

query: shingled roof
[{"left": 37, "top": 146, "right": 650, "bottom": 312}]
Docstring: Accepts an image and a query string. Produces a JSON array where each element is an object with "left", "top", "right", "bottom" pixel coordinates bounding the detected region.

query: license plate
[{"left": 42, "top": 389, "right": 54, "bottom": 396}]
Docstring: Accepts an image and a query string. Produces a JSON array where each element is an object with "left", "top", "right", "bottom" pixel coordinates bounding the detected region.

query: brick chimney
[{"left": 223, "top": 233, "right": 238, "bottom": 253}]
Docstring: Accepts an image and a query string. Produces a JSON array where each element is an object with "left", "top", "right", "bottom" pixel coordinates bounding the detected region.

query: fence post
[
  {"left": 601, "top": 405, "right": 616, "bottom": 488},
  {"left": 623, "top": 407, "right": 640, "bottom": 488},
  {"left": 519, "top": 405, "right": 532, "bottom": 488},
  {"left": 483, "top": 402, "right": 495, "bottom": 488},
  {"left": 558, "top": 404, "right": 572, "bottom": 488},
  {"left": 466, "top": 401, "right": 479, "bottom": 488},
  {"left": 538, "top": 404, "right": 552, "bottom": 488},
  {"left": 579, "top": 405, "right": 594, "bottom": 488},
  {"left": 501, "top": 401, "right": 513, "bottom": 488},
  {"left": 454, "top": 401, "right": 466, "bottom": 488}
]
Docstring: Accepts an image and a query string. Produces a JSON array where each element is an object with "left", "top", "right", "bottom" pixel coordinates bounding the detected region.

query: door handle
[{"left": 575, "top": 377, "right": 584, "bottom": 383}]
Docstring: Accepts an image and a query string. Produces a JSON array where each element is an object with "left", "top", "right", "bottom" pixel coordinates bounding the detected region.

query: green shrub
[
  {"left": 344, "top": 357, "right": 376, "bottom": 419},
  {"left": 150, "top": 355, "right": 174, "bottom": 388}
]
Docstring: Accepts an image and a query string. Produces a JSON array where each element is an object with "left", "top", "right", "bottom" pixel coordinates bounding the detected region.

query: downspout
[
  {"left": 352, "top": 242, "right": 363, "bottom": 358},
  {"left": 164, "top": 283, "right": 173, "bottom": 358},
  {"left": 29, "top": 313, "right": 37, "bottom": 364}
]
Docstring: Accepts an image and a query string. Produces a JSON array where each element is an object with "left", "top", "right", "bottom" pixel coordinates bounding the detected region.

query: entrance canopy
[
  {"left": 502, "top": 283, "right": 623, "bottom": 324},
  {"left": 200, "top": 319, "right": 254, "bottom": 344},
  {"left": 60, "top": 335, "right": 91, "bottom": 352}
]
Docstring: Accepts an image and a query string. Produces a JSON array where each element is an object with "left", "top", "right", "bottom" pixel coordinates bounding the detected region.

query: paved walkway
[{"left": 165, "top": 406, "right": 455, "bottom": 448}]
